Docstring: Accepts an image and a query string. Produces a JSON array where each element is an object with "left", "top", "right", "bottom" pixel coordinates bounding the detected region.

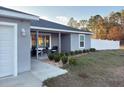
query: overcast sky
[{"left": 6, "top": 6, "right": 124, "bottom": 25}]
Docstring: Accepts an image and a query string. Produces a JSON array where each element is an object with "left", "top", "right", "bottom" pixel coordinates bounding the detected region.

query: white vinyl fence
[{"left": 91, "top": 39, "right": 120, "bottom": 50}]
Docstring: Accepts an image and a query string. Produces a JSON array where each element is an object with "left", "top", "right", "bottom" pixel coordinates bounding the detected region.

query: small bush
[
  {"left": 75, "top": 50, "right": 79, "bottom": 54},
  {"left": 65, "top": 52, "right": 70, "bottom": 56},
  {"left": 61, "top": 56, "right": 68, "bottom": 64},
  {"left": 54, "top": 52, "right": 59, "bottom": 55},
  {"left": 83, "top": 49, "right": 86, "bottom": 53},
  {"left": 90, "top": 48, "right": 96, "bottom": 52},
  {"left": 85, "top": 49, "right": 90, "bottom": 53},
  {"left": 54, "top": 54, "right": 61, "bottom": 62},
  {"left": 48, "top": 53, "right": 54, "bottom": 61},
  {"left": 69, "top": 57, "right": 77, "bottom": 65},
  {"left": 59, "top": 52, "right": 65, "bottom": 57},
  {"left": 70, "top": 51, "right": 75, "bottom": 55},
  {"left": 78, "top": 50, "right": 83, "bottom": 54}
]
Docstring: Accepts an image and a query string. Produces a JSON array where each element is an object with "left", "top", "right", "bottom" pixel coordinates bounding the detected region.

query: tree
[
  {"left": 87, "top": 15, "right": 107, "bottom": 39},
  {"left": 67, "top": 17, "right": 74, "bottom": 27},
  {"left": 67, "top": 9, "right": 124, "bottom": 40},
  {"left": 107, "top": 25, "right": 123, "bottom": 40},
  {"left": 108, "top": 11, "right": 124, "bottom": 40},
  {"left": 79, "top": 20, "right": 88, "bottom": 29},
  {"left": 109, "top": 11, "right": 121, "bottom": 25},
  {"left": 87, "top": 16, "right": 97, "bottom": 38},
  {"left": 67, "top": 17, "right": 78, "bottom": 28},
  {"left": 120, "top": 10, "right": 124, "bottom": 35}
]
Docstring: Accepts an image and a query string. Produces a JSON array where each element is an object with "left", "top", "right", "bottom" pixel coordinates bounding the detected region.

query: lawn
[{"left": 43, "top": 50, "right": 124, "bottom": 87}]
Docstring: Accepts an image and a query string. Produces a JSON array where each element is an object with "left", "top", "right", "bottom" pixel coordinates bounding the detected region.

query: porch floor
[{"left": 0, "top": 59, "right": 67, "bottom": 87}]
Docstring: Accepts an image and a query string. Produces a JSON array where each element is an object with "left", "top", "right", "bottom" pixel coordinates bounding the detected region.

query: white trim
[
  {"left": 36, "top": 31, "right": 39, "bottom": 59},
  {"left": 0, "top": 22, "right": 18, "bottom": 77},
  {"left": 58, "top": 32, "right": 61, "bottom": 53},
  {"left": 79, "top": 34, "right": 85, "bottom": 49},
  {"left": 0, "top": 9, "right": 39, "bottom": 20},
  {"left": 49, "top": 34, "right": 52, "bottom": 49},
  {"left": 14, "top": 24, "right": 18, "bottom": 77},
  {"left": 30, "top": 26, "right": 93, "bottom": 35}
]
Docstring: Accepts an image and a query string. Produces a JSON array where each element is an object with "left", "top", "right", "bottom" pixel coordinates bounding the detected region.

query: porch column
[
  {"left": 58, "top": 32, "right": 61, "bottom": 53},
  {"left": 36, "top": 31, "right": 39, "bottom": 59}
]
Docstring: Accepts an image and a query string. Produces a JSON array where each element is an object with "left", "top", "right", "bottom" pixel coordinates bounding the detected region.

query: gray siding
[
  {"left": 0, "top": 17, "right": 31, "bottom": 73},
  {"left": 51, "top": 33, "right": 59, "bottom": 48},
  {"left": 51, "top": 33, "right": 71, "bottom": 52},
  {"left": 61, "top": 34, "right": 71, "bottom": 52},
  {"left": 70, "top": 33, "right": 91, "bottom": 51},
  {"left": 17, "top": 21, "right": 31, "bottom": 73},
  {"left": 85, "top": 35, "right": 91, "bottom": 49},
  {"left": 70, "top": 34, "right": 79, "bottom": 51},
  {"left": 51, "top": 33, "right": 91, "bottom": 52}
]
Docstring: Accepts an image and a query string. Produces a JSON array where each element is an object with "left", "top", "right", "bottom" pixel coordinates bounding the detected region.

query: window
[
  {"left": 79, "top": 34, "right": 85, "bottom": 48},
  {"left": 31, "top": 32, "right": 51, "bottom": 49},
  {"left": 38, "top": 33, "right": 51, "bottom": 48},
  {"left": 31, "top": 32, "right": 36, "bottom": 47}
]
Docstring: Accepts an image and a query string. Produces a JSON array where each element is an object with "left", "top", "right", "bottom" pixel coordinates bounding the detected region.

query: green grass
[{"left": 43, "top": 50, "right": 124, "bottom": 87}]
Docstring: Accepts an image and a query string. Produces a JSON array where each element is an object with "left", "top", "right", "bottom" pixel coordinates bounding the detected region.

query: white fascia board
[
  {"left": 30, "top": 26, "right": 93, "bottom": 35},
  {"left": 0, "top": 9, "right": 39, "bottom": 20}
]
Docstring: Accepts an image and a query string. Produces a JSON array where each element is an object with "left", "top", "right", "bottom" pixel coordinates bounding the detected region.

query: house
[{"left": 0, "top": 7, "right": 92, "bottom": 78}]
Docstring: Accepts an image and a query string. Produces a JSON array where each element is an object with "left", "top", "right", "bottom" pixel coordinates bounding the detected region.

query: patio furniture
[
  {"left": 31, "top": 46, "right": 37, "bottom": 57},
  {"left": 42, "top": 47, "right": 49, "bottom": 54},
  {"left": 35, "top": 47, "right": 43, "bottom": 56},
  {"left": 51, "top": 46, "right": 58, "bottom": 53}
]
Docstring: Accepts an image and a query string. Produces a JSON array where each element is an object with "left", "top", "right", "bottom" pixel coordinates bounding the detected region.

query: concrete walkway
[{"left": 0, "top": 59, "right": 67, "bottom": 87}]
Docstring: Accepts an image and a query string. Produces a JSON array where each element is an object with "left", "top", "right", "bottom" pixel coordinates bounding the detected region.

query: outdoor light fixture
[{"left": 21, "top": 28, "right": 26, "bottom": 37}]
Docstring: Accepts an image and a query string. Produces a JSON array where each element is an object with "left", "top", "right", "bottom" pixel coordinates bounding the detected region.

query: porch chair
[
  {"left": 51, "top": 46, "right": 58, "bottom": 53},
  {"left": 42, "top": 46, "right": 49, "bottom": 54}
]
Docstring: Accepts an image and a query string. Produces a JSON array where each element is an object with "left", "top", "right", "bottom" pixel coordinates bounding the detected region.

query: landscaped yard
[{"left": 43, "top": 50, "right": 124, "bottom": 87}]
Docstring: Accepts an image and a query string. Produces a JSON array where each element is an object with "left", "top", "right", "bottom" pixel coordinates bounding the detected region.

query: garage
[
  {"left": 0, "top": 22, "right": 17, "bottom": 78},
  {"left": 0, "top": 6, "right": 39, "bottom": 78}
]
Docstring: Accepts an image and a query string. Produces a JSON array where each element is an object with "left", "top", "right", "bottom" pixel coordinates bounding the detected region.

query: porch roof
[{"left": 31, "top": 19, "right": 92, "bottom": 34}]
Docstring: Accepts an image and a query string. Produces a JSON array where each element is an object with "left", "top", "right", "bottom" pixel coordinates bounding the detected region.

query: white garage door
[{"left": 0, "top": 24, "right": 16, "bottom": 77}]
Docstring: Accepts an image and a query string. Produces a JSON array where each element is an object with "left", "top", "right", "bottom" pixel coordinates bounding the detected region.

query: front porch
[{"left": 31, "top": 29, "right": 71, "bottom": 59}]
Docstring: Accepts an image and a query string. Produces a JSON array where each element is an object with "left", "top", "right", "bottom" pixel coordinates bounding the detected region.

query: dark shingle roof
[{"left": 31, "top": 19, "right": 91, "bottom": 32}]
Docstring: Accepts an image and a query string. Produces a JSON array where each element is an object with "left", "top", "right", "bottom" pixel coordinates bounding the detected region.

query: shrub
[
  {"left": 48, "top": 53, "right": 54, "bottom": 61},
  {"left": 78, "top": 50, "right": 83, "bottom": 54},
  {"left": 65, "top": 52, "right": 70, "bottom": 56},
  {"left": 83, "top": 49, "right": 86, "bottom": 53},
  {"left": 86, "top": 49, "right": 90, "bottom": 53},
  {"left": 70, "top": 51, "right": 75, "bottom": 55},
  {"left": 59, "top": 52, "right": 65, "bottom": 57},
  {"left": 54, "top": 54, "right": 61, "bottom": 62},
  {"left": 54, "top": 52, "right": 59, "bottom": 55},
  {"left": 90, "top": 48, "right": 96, "bottom": 52},
  {"left": 69, "top": 57, "right": 77, "bottom": 65},
  {"left": 61, "top": 56, "right": 68, "bottom": 64},
  {"left": 75, "top": 50, "right": 79, "bottom": 54}
]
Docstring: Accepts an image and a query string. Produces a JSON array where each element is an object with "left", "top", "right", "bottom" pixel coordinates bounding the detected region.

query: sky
[{"left": 6, "top": 6, "right": 124, "bottom": 25}]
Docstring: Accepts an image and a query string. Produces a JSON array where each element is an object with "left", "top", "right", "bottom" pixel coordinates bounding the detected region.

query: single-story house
[{"left": 0, "top": 7, "right": 92, "bottom": 78}]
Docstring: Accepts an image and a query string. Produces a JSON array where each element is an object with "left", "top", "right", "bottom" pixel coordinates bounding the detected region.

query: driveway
[{"left": 0, "top": 59, "right": 67, "bottom": 87}]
